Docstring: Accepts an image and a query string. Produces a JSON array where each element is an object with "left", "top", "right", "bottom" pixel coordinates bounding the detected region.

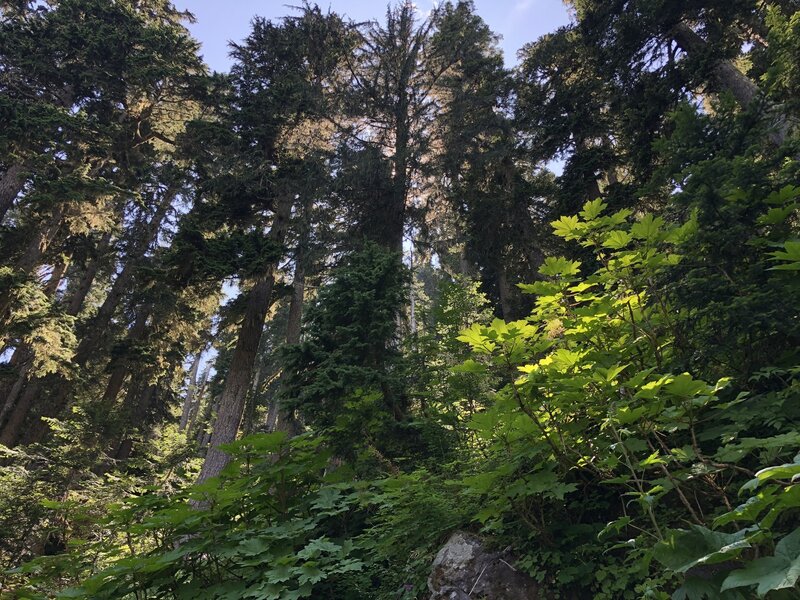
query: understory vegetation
[{"left": 1, "top": 0, "right": 799, "bottom": 598}]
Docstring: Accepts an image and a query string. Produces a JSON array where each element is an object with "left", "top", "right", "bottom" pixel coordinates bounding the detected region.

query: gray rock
[{"left": 427, "top": 531, "right": 543, "bottom": 599}]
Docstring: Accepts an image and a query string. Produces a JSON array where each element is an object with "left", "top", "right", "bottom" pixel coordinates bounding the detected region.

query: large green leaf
[
  {"left": 539, "top": 256, "right": 582, "bottom": 277},
  {"left": 721, "top": 529, "right": 800, "bottom": 596},
  {"left": 653, "top": 526, "right": 753, "bottom": 573}
]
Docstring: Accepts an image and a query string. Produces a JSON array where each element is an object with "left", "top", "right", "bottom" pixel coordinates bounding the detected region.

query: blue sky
[{"left": 174, "top": 0, "right": 573, "bottom": 72}]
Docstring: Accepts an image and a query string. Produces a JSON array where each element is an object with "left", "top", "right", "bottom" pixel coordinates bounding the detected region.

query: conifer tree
[{"left": 195, "top": 8, "right": 353, "bottom": 482}]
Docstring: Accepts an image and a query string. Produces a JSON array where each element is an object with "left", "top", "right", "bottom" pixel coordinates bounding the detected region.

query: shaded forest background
[{"left": 1, "top": 0, "right": 800, "bottom": 597}]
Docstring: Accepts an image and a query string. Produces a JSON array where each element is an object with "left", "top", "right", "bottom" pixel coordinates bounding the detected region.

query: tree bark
[
  {"left": 0, "top": 163, "right": 25, "bottom": 225},
  {"left": 266, "top": 265, "right": 306, "bottom": 435},
  {"left": 186, "top": 368, "right": 209, "bottom": 437},
  {"left": 241, "top": 365, "right": 263, "bottom": 436},
  {"left": 0, "top": 207, "right": 66, "bottom": 326},
  {"left": 66, "top": 231, "right": 113, "bottom": 317},
  {"left": 179, "top": 353, "right": 203, "bottom": 431},
  {"left": 72, "top": 190, "right": 174, "bottom": 365},
  {"left": 671, "top": 22, "right": 788, "bottom": 146},
  {"left": 267, "top": 205, "right": 309, "bottom": 435},
  {"left": 42, "top": 255, "right": 71, "bottom": 297},
  {"left": 113, "top": 384, "right": 157, "bottom": 462},
  {"left": 0, "top": 255, "right": 71, "bottom": 441},
  {"left": 497, "top": 266, "right": 513, "bottom": 321},
  {"left": 0, "top": 353, "right": 31, "bottom": 434},
  {"left": 196, "top": 396, "right": 218, "bottom": 449},
  {"left": 0, "top": 359, "right": 36, "bottom": 447},
  {"left": 96, "top": 309, "right": 151, "bottom": 412},
  {"left": 196, "top": 195, "right": 292, "bottom": 483},
  {"left": 284, "top": 264, "right": 305, "bottom": 347},
  {"left": 0, "top": 233, "right": 109, "bottom": 445},
  {"left": 4, "top": 224, "right": 118, "bottom": 443},
  {"left": 14, "top": 305, "right": 150, "bottom": 446},
  {"left": 197, "top": 276, "right": 278, "bottom": 479}
]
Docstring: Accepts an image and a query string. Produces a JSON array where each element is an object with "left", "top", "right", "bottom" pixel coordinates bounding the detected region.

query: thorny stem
[
  {"left": 609, "top": 423, "right": 664, "bottom": 540},
  {"left": 644, "top": 436, "right": 704, "bottom": 525}
]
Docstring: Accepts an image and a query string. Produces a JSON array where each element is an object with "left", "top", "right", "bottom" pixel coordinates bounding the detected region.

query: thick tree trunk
[
  {"left": 672, "top": 23, "right": 788, "bottom": 146},
  {"left": 497, "top": 267, "right": 513, "bottom": 321},
  {"left": 672, "top": 23, "right": 759, "bottom": 106},
  {"left": 264, "top": 397, "right": 279, "bottom": 433},
  {"left": 0, "top": 361, "right": 36, "bottom": 447},
  {"left": 511, "top": 201, "right": 544, "bottom": 279},
  {"left": 284, "top": 266, "right": 305, "bottom": 347},
  {"left": 114, "top": 438, "right": 134, "bottom": 463},
  {"left": 196, "top": 196, "right": 292, "bottom": 483},
  {"left": 388, "top": 99, "right": 410, "bottom": 254},
  {"left": 197, "top": 276, "right": 278, "bottom": 479},
  {"left": 0, "top": 163, "right": 25, "bottom": 225}
]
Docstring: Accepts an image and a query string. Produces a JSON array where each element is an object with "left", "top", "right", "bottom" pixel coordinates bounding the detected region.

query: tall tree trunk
[
  {"left": 197, "top": 397, "right": 219, "bottom": 449},
  {"left": 6, "top": 228, "right": 115, "bottom": 429},
  {"left": 186, "top": 368, "right": 209, "bottom": 436},
  {"left": 266, "top": 269, "right": 306, "bottom": 435},
  {"left": 0, "top": 233, "right": 109, "bottom": 444},
  {"left": 196, "top": 196, "right": 292, "bottom": 483},
  {"left": 511, "top": 200, "right": 544, "bottom": 279},
  {"left": 72, "top": 191, "right": 174, "bottom": 365},
  {"left": 267, "top": 208, "right": 308, "bottom": 435},
  {"left": 14, "top": 305, "right": 150, "bottom": 446},
  {"left": 672, "top": 23, "right": 759, "bottom": 105},
  {"left": 671, "top": 22, "right": 788, "bottom": 146},
  {"left": 241, "top": 365, "right": 263, "bottom": 436},
  {"left": 197, "top": 276, "right": 278, "bottom": 479},
  {"left": 113, "top": 383, "right": 157, "bottom": 462},
  {"left": 409, "top": 241, "right": 417, "bottom": 335},
  {"left": 4, "top": 192, "right": 170, "bottom": 444},
  {"left": 179, "top": 353, "right": 203, "bottom": 431},
  {"left": 16, "top": 206, "right": 66, "bottom": 274},
  {"left": 0, "top": 352, "right": 31, "bottom": 433},
  {"left": 96, "top": 309, "right": 151, "bottom": 412},
  {"left": 0, "top": 163, "right": 25, "bottom": 225},
  {"left": 0, "top": 255, "right": 71, "bottom": 440},
  {"left": 66, "top": 231, "right": 113, "bottom": 316},
  {"left": 0, "top": 357, "right": 36, "bottom": 446},
  {"left": 497, "top": 266, "right": 513, "bottom": 321},
  {"left": 388, "top": 74, "right": 411, "bottom": 255},
  {"left": 42, "top": 255, "right": 71, "bottom": 297},
  {"left": 284, "top": 267, "right": 305, "bottom": 348},
  {"left": 0, "top": 207, "right": 66, "bottom": 326}
]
